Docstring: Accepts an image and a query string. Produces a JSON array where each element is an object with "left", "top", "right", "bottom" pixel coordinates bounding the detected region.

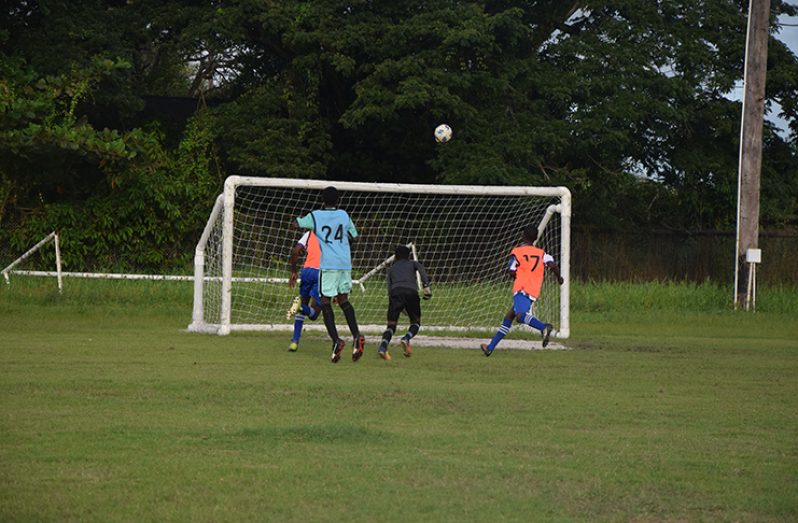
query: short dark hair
[
  {"left": 394, "top": 245, "right": 411, "bottom": 260},
  {"left": 522, "top": 225, "right": 538, "bottom": 243},
  {"left": 322, "top": 186, "right": 338, "bottom": 206}
]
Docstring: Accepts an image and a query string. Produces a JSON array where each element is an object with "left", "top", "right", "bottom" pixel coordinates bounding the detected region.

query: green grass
[{"left": 1, "top": 278, "right": 797, "bottom": 522}]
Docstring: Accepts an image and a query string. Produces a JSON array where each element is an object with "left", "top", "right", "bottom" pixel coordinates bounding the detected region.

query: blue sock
[
  {"left": 488, "top": 318, "right": 513, "bottom": 350},
  {"left": 518, "top": 312, "right": 545, "bottom": 331},
  {"left": 292, "top": 314, "right": 305, "bottom": 342}
]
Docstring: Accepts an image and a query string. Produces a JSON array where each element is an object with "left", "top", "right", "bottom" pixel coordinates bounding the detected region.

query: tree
[
  {"left": 182, "top": 0, "right": 797, "bottom": 231},
  {"left": 2, "top": 1, "right": 797, "bottom": 273}
]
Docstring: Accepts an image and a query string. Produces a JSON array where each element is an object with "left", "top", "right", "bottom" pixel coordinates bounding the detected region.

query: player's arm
[
  {"left": 289, "top": 231, "right": 311, "bottom": 288},
  {"left": 347, "top": 219, "right": 359, "bottom": 242},
  {"left": 544, "top": 254, "right": 564, "bottom": 285},
  {"left": 507, "top": 254, "right": 519, "bottom": 279},
  {"left": 294, "top": 213, "right": 314, "bottom": 231},
  {"left": 288, "top": 243, "right": 306, "bottom": 288},
  {"left": 415, "top": 261, "right": 432, "bottom": 299}
]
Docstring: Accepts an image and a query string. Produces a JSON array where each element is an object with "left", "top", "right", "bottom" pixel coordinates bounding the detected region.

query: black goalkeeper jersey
[{"left": 387, "top": 259, "right": 430, "bottom": 294}]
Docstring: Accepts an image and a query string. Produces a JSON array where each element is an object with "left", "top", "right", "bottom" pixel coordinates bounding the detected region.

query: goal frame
[{"left": 188, "top": 176, "right": 571, "bottom": 338}]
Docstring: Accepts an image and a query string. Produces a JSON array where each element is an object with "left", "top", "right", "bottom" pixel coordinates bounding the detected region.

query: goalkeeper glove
[{"left": 422, "top": 286, "right": 432, "bottom": 300}]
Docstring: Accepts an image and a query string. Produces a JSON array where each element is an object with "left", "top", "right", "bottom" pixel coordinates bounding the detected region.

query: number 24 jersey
[{"left": 296, "top": 209, "right": 358, "bottom": 270}]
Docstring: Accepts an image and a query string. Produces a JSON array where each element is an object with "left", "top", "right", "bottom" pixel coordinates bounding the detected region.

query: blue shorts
[
  {"left": 299, "top": 268, "right": 321, "bottom": 303},
  {"left": 512, "top": 292, "right": 536, "bottom": 316}
]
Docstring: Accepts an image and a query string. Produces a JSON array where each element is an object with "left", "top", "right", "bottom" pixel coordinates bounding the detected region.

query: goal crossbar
[{"left": 224, "top": 175, "right": 568, "bottom": 197}]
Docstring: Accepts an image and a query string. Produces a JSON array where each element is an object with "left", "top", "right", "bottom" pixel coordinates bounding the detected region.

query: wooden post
[{"left": 735, "top": 0, "right": 770, "bottom": 308}]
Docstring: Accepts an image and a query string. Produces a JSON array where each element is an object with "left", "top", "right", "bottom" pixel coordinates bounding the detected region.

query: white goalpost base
[{"left": 188, "top": 176, "right": 571, "bottom": 340}]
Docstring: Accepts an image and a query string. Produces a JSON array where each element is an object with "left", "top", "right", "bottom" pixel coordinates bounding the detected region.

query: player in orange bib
[
  {"left": 481, "top": 225, "right": 564, "bottom": 356},
  {"left": 286, "top": 230, "right": 322, "bottom": 352}
]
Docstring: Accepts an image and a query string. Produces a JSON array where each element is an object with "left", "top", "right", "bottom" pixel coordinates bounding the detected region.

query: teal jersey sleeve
[
  {"left": 348, "top": 220, "right": 358, "bottom": 239},
  {"left": 296, "top": 213, "right": 314, "bottom": 230}
]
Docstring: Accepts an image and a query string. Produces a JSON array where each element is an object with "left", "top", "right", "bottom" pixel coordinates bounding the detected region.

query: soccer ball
[{"left": 434, "top": 124, "right": 452, "bottom": 143}]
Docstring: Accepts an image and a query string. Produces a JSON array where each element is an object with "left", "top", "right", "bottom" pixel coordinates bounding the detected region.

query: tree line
[{"left": 1, "top": 0, "right": 797, "bottom": 275}]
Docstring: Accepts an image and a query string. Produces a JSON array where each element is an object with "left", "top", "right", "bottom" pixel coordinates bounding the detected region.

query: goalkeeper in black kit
[{"left": 378, "top": 245, "right": 432, "bottom": 361}]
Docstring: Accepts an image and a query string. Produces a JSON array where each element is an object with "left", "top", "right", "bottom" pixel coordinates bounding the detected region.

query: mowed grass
[{"left": 1, "top": 278, "right": 797, "bottom": 522}]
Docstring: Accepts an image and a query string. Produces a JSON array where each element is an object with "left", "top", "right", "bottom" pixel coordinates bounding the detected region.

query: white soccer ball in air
[{"left": 434, "top": 124, "right": 452, "bottom": 143}]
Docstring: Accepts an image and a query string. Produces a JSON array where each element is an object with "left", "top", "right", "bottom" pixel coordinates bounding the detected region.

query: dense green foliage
[{"left": 1, "top": 1, "right": 797, "bottom": 272}]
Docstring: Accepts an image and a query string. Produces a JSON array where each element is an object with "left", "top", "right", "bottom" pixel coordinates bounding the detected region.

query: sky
[
  {"left": 726, "top": 13, "right": 797, "bottom": 135},
  {"left": 764, "top": 13, "right": 797, "bottom": 133},
  {"left": 777, "top": 12, "right": 798, "bottom": 52}
]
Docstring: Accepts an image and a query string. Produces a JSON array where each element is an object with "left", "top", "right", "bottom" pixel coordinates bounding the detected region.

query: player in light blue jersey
[{"left": 294, "top": 186, "right": 365, "bottom": 364}]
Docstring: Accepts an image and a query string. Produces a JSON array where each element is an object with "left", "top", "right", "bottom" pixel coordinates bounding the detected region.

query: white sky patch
[
  {"left": 776, "top": 12, "right": 798, "bottom": 52},
  {"left": 772, "top": 12, "right": 798, "bottom": 134},
  {"left": 725, "top": 13, "right": 798, "bottom": 137}
]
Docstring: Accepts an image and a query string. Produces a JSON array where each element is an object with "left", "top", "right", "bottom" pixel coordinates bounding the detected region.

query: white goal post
[
  {"left": 188, "top": 176, "right": 571, "bottom": 338},
  {"left": 2, "top": 231, "right": 63, "bottom": 292}
]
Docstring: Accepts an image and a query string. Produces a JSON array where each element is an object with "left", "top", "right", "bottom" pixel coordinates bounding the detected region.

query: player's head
[
  {"left": 394, "top": 245, "right": 411, "bottom": 260},
  {"left": 522, "top": 225, "right": 538, "bottom": 244},
  {"left": 322, "top": 186, "right": 339, "bottom": 206}
]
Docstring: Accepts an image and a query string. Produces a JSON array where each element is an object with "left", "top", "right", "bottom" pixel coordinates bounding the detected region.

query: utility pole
[{"left": 735, "top": 0, "right": 770, "bottom": 309}]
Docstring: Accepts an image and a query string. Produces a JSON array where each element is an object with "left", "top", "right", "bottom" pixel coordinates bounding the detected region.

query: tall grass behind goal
[{"left": 188, "top": 176, "right": 570, "bottom": 338}]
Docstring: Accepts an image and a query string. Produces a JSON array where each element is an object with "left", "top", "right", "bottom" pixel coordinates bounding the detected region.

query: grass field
[{"left": 1, "top": 278, "right": 797, "bottom": 522}]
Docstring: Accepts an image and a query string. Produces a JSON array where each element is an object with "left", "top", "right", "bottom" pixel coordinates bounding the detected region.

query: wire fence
[
  {"left": 572, "top": 228, "right": 798, "bottom": 284},
  {"left": 4, "top": 226, "right": 798, "bottom": 285}
]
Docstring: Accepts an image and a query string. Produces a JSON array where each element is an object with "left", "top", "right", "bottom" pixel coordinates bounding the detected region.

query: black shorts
[{"left": 387, "top": 288, "right": 421, "bottom": 324}]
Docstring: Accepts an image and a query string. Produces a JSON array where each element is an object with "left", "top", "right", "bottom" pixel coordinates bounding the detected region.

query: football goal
[{"left": 188, "top": 176, "right": 571, "bottom": 339}]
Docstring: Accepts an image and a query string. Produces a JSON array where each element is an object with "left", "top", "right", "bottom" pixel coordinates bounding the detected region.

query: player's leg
[
  {"left": 286, "top": 295, "right": 302, "bottom": 319},
  {"left": 336, "top": 283, "right": 359, "bottom": 339},
  {"left": 337, "top": 292, "right": 364, "bottom": 362},
  {"left": 516, "top": 303, "right": 546, "bottom": 331},
  {"left": 481, "top": 301, "right": 519, "bottom": 357},
  {"left": 400, "top": 291, "right": 421, "bottom": 357},
  {"left": 378, "top": 321, "right": 397, "bottom": 361},
  {"left": 289, "top": 269, "right": 321, "bottom": 352},
  {"left": 289, "top": 298, "right": 308, "bottom": 353},
  {"left": 289, "top": 295, "right": 315, "bottom": 352},
  {"left": 289, "top": 270, "right": 315, "bottom": 351},
  {"left": 306, "top": 296, "right": 321, "bottom": 321},
  {"left": 300, "top": 268, "right": 321, "bottom": 320},
  {"left": 319, "top": 271, "right": 345, "bottom": 363},
  {"left": 379, "top": 294, "right": 403, "bottom": 360},
  {"left": 333, "top": 270, "right": 364, "bottom": 362},
  {"left": 515, "top": 296, "right": 553, "bottom": 347}
]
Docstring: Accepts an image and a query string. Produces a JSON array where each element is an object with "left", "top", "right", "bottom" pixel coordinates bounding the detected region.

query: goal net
[{"left": 188, "top": 176, "right": 570, "bottom": 339}]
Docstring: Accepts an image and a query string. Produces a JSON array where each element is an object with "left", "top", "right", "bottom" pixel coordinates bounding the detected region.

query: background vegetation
[{"left": 2, "top": 1, "right": 797, "bottom": 281}]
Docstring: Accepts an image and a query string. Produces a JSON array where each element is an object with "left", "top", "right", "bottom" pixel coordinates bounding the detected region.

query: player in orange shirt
[
  {"left": 286, "top": 230, "right": 322, "bottom": 352},
  {"left": 481, "top": 225, "right": 564, "bottom": 356}
]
